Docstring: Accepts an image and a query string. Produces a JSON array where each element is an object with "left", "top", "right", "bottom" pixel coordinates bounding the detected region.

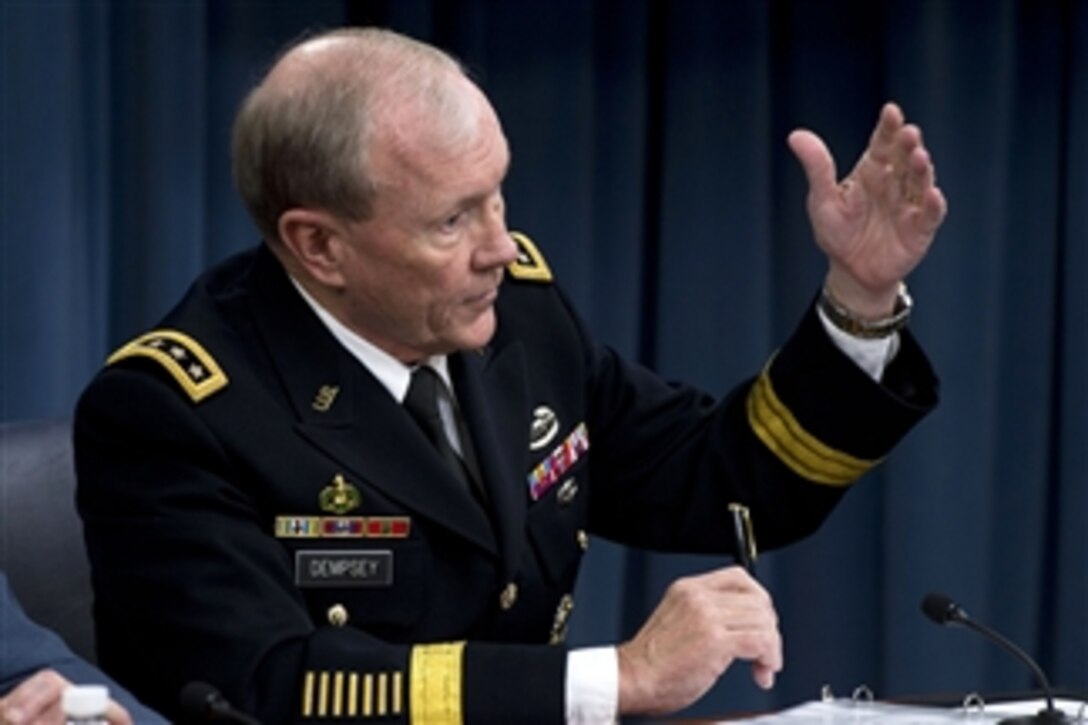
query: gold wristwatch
[{"left": 818, "top": 282, "right": 912, "bottom": 339}]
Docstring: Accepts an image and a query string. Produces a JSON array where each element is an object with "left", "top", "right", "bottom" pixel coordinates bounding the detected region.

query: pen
[{"left": 728, "top": 502, "right": 758, "bottom": 576}]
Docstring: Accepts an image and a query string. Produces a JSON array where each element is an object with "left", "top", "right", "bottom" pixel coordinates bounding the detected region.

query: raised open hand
[{"left": 789, "top": 102, "right": 947, "bottom": 317}]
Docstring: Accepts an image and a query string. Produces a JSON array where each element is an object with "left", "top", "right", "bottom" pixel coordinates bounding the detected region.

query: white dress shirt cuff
[
  {"left": 566, "top": 647, "right": 619, "bottom": 725},
  {"left": 817, "top": 305, "right": 900, "bottom": 382}
]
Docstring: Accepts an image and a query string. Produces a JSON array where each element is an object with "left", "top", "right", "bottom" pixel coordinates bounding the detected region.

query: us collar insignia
[
  {"left": 312, "top": 385, "right": 340, "bottom": 412},
  {"left": 529, "top": 406, "right": 560, "bottom": 451},
  {"left": 319, "top": 473, "right": 361, "bottom": 514}
]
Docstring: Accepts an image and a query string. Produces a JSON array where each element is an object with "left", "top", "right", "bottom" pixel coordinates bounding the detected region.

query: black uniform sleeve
[{"left": 569, "top": 289, "right": 939, "bottom": 555}]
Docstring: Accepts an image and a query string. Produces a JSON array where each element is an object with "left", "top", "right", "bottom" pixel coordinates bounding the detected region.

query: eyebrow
[{"left": 448, "top": 156, "right": 510, "bottom": 210}]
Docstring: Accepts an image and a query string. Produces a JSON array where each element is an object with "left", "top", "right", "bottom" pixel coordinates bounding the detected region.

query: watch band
[{"left": 818, "top": 282, "right": 912, "bottom": 339}]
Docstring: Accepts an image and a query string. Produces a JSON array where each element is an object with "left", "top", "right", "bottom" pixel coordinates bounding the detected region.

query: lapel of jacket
[
  {"left": 246, "top": 247, "right": 497, "bottom": 555},
  {"left": 452, "top": 341, "right": 530, "bottom": 582}
]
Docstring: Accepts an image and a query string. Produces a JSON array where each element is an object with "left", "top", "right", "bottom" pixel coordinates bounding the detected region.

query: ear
[{"left": 277, "top": 209, "right": 350, "bottom": 288}]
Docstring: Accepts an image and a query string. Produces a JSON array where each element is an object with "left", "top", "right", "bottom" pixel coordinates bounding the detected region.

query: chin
[{"left": 453, "top": 312, "right": 497, "bottom": 352}]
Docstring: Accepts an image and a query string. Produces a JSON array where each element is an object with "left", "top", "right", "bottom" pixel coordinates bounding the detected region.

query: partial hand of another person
[
  {"left": 616, "top": 566, "right": 782, "bottom": 716},
  {"left": 0, "top": 670, "right": 132, "bottom": 725},
  {"left": 789, "top": 102, "right": 948, "bottom": 318}
]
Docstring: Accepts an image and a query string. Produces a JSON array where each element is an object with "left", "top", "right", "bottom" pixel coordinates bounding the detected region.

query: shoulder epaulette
[
  {"left": 106, "top": 329, "right": 228, "bottom": 403},
  {"left": 507, "top": 231, "right": 553, "bottom": 283}
]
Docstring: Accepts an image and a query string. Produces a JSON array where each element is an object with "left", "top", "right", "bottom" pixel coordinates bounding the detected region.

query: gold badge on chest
[{"left": 319, "top": 473, "right": 361, "bottom": 514}]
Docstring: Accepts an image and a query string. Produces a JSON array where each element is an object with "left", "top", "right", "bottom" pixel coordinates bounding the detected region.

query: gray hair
[{"left": 231, "top": 27, "right": 466, "bottom": 242}]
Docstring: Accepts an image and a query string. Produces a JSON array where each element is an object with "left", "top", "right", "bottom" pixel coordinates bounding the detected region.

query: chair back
[{"left": 0, "top": 419, "right": 96, "bottom": 662}]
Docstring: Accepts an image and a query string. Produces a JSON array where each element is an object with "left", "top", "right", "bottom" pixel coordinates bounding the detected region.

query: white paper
[{"left": 730, "top": 697, "right": 1087, "bottom": 723}]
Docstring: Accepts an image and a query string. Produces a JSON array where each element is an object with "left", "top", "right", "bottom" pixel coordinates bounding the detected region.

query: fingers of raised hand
[
  {"left": 865, "top": 102, "right": 906, "bottom": 165},
  {"left": 909, "top": 144, "right": 948, "bottom": 226},
  {"left": 788, "top": 129, "right": 838, "bottom": 198},
  {"left": 894, "top": 128, "right": 937, "bottom": 206},
  {"left": 857, "top": 123, "right": 944, "bottom": 226}
]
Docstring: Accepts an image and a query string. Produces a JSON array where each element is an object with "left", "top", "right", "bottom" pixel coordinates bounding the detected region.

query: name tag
[{"left": 295, "top": 550, "right": 393, "bottom": 588}]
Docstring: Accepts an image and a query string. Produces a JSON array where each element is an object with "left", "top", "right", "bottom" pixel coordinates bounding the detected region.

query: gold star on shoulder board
[{"left": 107, "top": 329, "right": 228, "bottom": 403}]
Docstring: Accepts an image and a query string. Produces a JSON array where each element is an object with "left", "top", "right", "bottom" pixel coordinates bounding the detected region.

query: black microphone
[
  {"left": 921, "top": 592, "right": 1070, "bottom": 724},
  {"left": 179, "top": 681, "right": 263, "bottom": 725}
]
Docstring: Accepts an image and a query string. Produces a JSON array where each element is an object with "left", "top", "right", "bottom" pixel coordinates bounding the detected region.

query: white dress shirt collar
[{"left": 289, "top": 277, "right": 452, "bottom": 402}]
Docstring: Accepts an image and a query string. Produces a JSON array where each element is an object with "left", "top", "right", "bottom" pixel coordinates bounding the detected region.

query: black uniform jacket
[{"left": 74, "top": 236, "right": 938, "bottom": 724}]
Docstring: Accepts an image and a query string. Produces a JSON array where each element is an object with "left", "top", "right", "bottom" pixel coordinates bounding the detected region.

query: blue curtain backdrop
[{"left": 2, "top": 0, "right": 1085, "bottom": 718}]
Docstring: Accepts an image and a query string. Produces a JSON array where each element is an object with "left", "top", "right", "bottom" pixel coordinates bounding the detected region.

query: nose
[{"left": 473, "top": 198, "right": 517, "bottom": 270}]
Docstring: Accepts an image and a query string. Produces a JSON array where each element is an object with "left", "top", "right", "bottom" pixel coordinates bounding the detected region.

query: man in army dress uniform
[{"left": 75, "top": 27, "right": 946, "bottom": 724}]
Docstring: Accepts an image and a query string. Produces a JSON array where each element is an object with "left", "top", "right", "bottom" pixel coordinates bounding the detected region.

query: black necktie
[{"left": 404, "top": 366, "right": 486, "bottom": 504}]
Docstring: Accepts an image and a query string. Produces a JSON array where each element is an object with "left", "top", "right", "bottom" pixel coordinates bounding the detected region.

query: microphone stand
[
  {"left": 922, "top": 593, "right": 1071, "bottom": 724},
  {"left": 957, "top": 618, "right": 1068, "bottom": 724}
]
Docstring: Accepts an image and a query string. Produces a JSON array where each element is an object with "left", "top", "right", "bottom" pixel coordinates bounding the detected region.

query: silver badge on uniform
[{"left": 529, "top": 406, "right": 560, "bottom": 450}]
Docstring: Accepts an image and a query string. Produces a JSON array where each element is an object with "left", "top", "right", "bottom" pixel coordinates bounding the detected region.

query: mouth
[{"left": 465, "top": 286, "right": 499, "bottom": 307}]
